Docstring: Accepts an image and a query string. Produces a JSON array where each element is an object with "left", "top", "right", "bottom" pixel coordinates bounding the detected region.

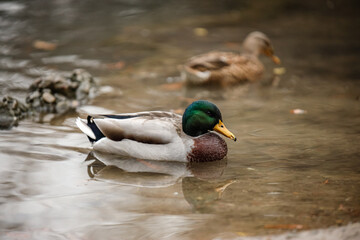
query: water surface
[{"left": 0, "top": 1, "right": 360, "bottom": 239}]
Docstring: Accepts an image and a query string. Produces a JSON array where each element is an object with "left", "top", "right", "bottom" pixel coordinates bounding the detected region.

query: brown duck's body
[
  {"left": 181, "top": 31, "right": 280, "bottom": 87},
  {"left": 182, "top": 52, "right": 264, "bottom": 87}
]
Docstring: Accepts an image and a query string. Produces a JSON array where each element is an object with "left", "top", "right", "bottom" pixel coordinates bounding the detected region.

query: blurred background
[
  {"left": 1, "top": 0, "right": 359, "bottom": 101},
  {"left": 0, "top": 0, "right": 359, "bottom": 239}
]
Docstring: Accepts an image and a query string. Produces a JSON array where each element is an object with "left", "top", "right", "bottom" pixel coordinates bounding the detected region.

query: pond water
[{"left": 0, "top": 0, "right": 360, "bottom": 239}]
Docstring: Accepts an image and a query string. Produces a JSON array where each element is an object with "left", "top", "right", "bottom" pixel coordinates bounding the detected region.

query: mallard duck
[
  {"left": 181, "top": 31, "right": 281, "bottom": 86},
  {"left": 76, "top": 100, "right": 236, "bottom": 162}
]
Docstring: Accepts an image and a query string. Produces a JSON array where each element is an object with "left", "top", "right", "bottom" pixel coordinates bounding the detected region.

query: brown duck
[{"left": 181, "top": 31, "right": 281, "bottom": 87}]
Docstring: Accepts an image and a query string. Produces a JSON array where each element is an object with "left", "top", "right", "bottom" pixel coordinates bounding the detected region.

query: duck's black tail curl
[{"left": 86, "top": 116, "right": 105, "bottom": 143}]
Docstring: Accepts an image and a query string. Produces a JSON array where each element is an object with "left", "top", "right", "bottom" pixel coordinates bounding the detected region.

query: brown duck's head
[{"left": 242, "top": 31, "right": 281, "bottom": 64}]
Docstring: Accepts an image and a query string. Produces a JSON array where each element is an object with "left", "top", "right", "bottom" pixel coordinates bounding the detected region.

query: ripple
[
  {"left": 0, "top": 57, "right": 30, "bottom": 69},
  {"left": 42, "top": 55, "right": 103, "bottom": 68},
  {"left": 0, "top": 2, "right": 25, "bottom": 15}
]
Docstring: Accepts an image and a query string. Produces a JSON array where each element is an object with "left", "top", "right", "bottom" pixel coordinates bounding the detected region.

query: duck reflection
[
  {"left": 182, "top": 177, "right": 236, "bottom": 211},
  {"left": 85, "top": 151, "right": 236, "bottom": 209}
]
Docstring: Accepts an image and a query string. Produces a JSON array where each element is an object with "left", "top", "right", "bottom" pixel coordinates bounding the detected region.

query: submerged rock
[
  {"left": 26, "top": 69, "right": 98, "bottom": 114},
  {"left": 0, "top": 96, "right": 29, "bottom": 129},
  {"left": 1, "top": 69, "right": 99, "bottom": 130}
]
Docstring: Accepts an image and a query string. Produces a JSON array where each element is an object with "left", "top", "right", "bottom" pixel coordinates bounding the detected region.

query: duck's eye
[
  {"left": 206, "top": 110, "right": 214, "bottom": 117},
  {"left": 263, "top": 40, "right": 270, "bottom": 47}
]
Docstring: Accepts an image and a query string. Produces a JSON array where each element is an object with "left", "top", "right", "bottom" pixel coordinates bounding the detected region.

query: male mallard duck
[
  {"left": 181, "top": 31, "right": 281, "bottom": 86},
  {"left": 76, "top": 100, "right": 236, "bottom": 162}
]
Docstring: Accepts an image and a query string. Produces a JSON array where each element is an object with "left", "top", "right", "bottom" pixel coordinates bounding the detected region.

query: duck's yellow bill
[
  {"left": 213, "top": 120, "right": 237, "bottom": 141},
  {"left": 271, "top": 55, "right": 281, "bottom": 65}
]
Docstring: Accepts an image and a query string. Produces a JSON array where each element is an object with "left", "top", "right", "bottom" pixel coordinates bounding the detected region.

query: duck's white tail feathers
[{"left": 76, "top": 117, "right": 96, "bottom": 140}]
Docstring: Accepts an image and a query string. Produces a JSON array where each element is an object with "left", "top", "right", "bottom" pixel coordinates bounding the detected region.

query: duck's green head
[{"left": 182, "top": 100, "right": 236, "bottom": 141}]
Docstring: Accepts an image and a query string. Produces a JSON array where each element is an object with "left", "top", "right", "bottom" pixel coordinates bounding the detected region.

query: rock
[
  {"left": 31, "top": 98, "right": 41, "bottom": 108},
  {"left": 26, "top": 69, "right": 98, "bottom": 114},
  {"left": 55, "top": 100, "right": 70, "bottom": 114},
  {"left": 0, "top": 109, "right": 17, "bottom": 129},
  {"left": 71, "top": 100, "right": 79, "bottom": 108},
  {"left": 42, "top": 92, "right": 56, "bottom": 103},
  {"left": 27, "top": 90, "right": 41, "bottom": 101},
  {"left": 54, "top": 93, "right": 66, "bottom": 102},
  {"left": 69, "top": 81, "right": 79, "bottom": 89},
  {"left": 38, "top": 78, "right": 53, "bottom": 89},
  {"left": 0, "top": 96, "right": 29, "bottom": 129},
  {"left": 71, "top": 69, "right": 94, "bottom": 83},
  {"left": 0, "top": 69, "right": 99, "bottom": 129}
]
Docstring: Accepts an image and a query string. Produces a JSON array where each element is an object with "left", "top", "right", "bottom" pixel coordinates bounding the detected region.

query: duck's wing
[
  {"left": 185, "top": 52, "right": 246, "bottom": 71},
  {"left": 76, "top": 111, "right": 182, "bottom": 144},
  {"left": 227, "top": 54, "right": 264, "bottom": 82},
  {"left": 182, "top": 52, "right": 255, "bottom": 85}
]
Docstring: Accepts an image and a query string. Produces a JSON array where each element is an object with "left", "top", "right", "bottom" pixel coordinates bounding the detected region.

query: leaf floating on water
[
  {"left": 336, "top": 219, "right": 344, "bottom": 224},
  {"left": 290, "top": 109, "right": 307, "bottom": 114},
  {"left": 106, "top": 61, "right": 125, "bottom": 70},
  {"left": 193, "top": 27, "right": 208, "bottom": 37},
  {"left": 236, "top": 232, "right": 247, "bottom": 237},
  {"left": 322, "top": 179, "right": 329, "bottom": 184},
  {"left": 337, "top": 204, "right": 360, "bottom": 217},
  {"left": 264, "top": 224, "right": 305, "bottom": 230},
  {"left": 338, "top": 204, "right": 346, "bottom": 211},
  {"left": 33, "top": 40, "right": 57, "bottom": 51},
  {"left": 160, "top": 82, "right": 184, "bottom": 91},
  {"left": 273, "top": 67, "right": 286, "bottom": 75}
]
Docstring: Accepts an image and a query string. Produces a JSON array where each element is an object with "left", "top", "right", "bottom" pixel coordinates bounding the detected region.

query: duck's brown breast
[{"left": 187, "top": 133, "right": 228, "bottom": 162}]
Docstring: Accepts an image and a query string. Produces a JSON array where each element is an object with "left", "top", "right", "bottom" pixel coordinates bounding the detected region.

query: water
[{"left": 1, "top": 1, "right": 360, "bottom": 239}]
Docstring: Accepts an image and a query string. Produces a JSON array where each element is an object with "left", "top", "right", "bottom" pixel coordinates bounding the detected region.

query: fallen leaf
[
  {"left": 193, "top": 27, "right": 208, "bottom": 37},
  {"left": 264, "top": 224, "right": 305, "bottom": 230},
  {"left": 160, "top": 82, "right": 184, "bottom": 91},
  {"left": 33, "top": 40, "right": 57, "bottom": 51},
  {"left": 336, "top": 219, "right": 344, "bottom": 224},
  {"left": 290, "top": 109, "right": 307, "bottom": 114},
  {"left": 106, "top": 61, "right": 125, "bottom": 70},
  {"left": 273, "top": 67, "right": 286, "bottom": 75},
  {"left": 236, "top": 232, "right": 247, "bottom": 237},
  {"left": 350, "top": 209, "right": 360, "bottom": 217},
  {"left": 338, "top": 204, "right": 346, "bottom": 211},
  {"left": 322, "top": 179, "right": 329, "bottom": 184}
]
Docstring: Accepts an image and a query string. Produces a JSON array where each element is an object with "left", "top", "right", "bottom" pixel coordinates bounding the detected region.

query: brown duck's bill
[
  {"left": 213, "top": 120, "right": 237, "bottom": 141},
  {"left": 271, "top": 55, "right": 281, "bottom": 64}
]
